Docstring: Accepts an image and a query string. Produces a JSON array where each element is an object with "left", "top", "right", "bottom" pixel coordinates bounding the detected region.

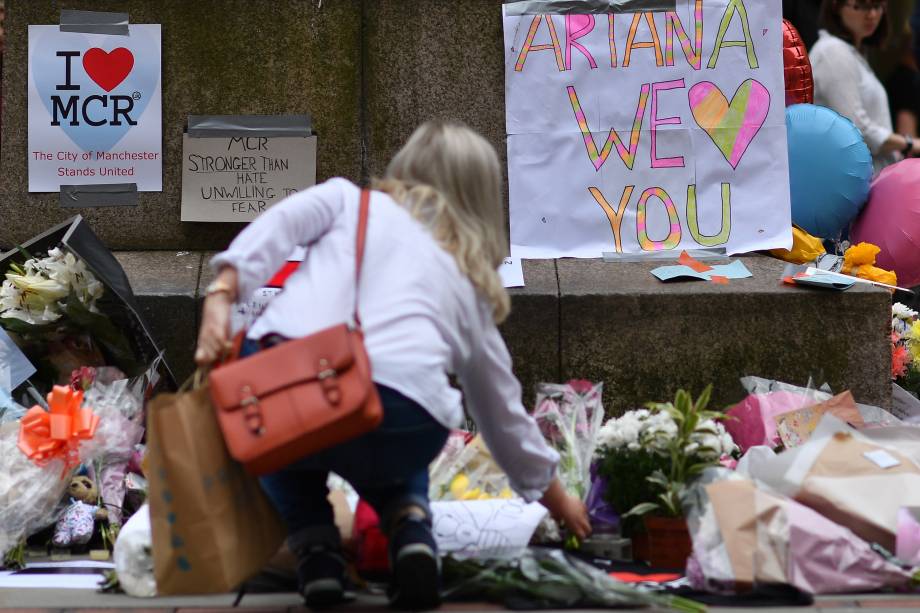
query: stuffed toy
[{"left": 52, "top": 475, "right": 108, "bottom": 548}]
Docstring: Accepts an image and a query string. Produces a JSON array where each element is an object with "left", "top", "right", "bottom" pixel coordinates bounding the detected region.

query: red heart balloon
[
  {"left": 783, "top": 20, "right": 814, "bottom": 106},
  {"left": 82, "top": 47, "right": 134, "bottom": 92}
]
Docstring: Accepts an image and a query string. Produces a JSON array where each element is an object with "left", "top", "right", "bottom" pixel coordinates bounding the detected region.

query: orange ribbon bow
[{"left": 17, "top": 385, "right": 100, "bottom": 470}]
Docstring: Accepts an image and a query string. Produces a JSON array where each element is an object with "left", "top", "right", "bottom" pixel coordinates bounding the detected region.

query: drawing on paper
[
  {"left": 504, "top": 0, "right": 792, "bottom": 258},
  {"left": 689, "top": 79, "right": 770, "bottom": 169}
]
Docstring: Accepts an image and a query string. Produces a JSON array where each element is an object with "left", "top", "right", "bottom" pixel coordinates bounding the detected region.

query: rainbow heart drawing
[{"left": 689, "top": 79, "right": 770, "bottom": 170}]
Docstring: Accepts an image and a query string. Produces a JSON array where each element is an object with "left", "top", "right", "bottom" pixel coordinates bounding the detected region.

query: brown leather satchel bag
[{"left": 208, "top": 189, "right": 383, "bottom": 476}]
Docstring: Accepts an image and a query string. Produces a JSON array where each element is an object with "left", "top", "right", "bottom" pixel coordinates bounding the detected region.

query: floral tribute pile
[
  {"left": 0, "top": 220, "right": 166, "bottom": 569},
  {"left": 891, "top": 303, "right": 920, "bottom": 396}
]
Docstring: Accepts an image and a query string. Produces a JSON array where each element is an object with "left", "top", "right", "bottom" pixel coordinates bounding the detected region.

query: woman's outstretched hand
[
  {"left": 539, "top": 477, "right": 592, "bottom": 540},
  {"left": 195, "top": 268, "right": 238, "bottom": 367}
]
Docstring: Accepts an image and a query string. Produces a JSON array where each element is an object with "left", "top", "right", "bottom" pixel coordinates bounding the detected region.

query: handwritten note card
[
  {"left": 181, "top": 135, "right": 317, "bottom": 222},
  {"left": 499, "top": 257, "right": 525, "bottom": 288}
]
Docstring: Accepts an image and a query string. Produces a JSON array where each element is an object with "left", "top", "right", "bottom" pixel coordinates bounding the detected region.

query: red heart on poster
[{"left": 82, "top": 47, "right": 134, "bottom": 92}]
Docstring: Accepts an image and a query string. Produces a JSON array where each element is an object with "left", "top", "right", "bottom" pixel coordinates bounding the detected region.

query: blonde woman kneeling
[{"left": 195, "top": 122, "right": 590, "bottom": 611}]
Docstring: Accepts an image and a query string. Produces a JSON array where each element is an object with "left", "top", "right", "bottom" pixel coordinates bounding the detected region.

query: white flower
[
  {"left": 720, "top": 430, "right": 737, "bottom": 455},
  {"left": 0, "top": 248, "right": 105, "bottom": 324},
  {"left": 596, "top": 409, "right": 657, "bottom": 453},
  {"left": 893, "top": 303, "right": 918, "bottom": 321},
  {"left": 0, "top": 271, "right": 68, "bottom": 325},
  {"left": 597, "top": 405, "right": 738, "bottom": 462}
]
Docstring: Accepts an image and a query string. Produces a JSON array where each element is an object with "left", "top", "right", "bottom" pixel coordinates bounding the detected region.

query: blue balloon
[{"left": 786, "top": 104, "right": 872, "bottom": 238}]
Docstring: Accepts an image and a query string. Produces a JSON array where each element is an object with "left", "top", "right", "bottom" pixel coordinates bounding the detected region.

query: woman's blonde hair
[{"left": 375, "top": 121, "right": 511, "bottom": 323}]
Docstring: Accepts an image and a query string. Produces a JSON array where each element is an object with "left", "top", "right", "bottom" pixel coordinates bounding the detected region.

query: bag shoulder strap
[{"left": 354, "top": 189, "right": 370, "bottom": 326}]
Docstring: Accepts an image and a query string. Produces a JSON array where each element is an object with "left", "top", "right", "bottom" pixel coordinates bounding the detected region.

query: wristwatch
[
  {"left": 205, "top": 279, "right": 235, "bottom": 299},
  {"left": 903, "top": 134, "right": 914, "bottom": 157}
]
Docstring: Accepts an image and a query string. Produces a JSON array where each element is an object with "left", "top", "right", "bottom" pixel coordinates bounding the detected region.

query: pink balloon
[{"left": 851, "top": 159, "right": 920, "bottom": 287}]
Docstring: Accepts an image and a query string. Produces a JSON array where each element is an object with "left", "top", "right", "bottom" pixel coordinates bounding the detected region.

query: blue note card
[{"left": 651, "top": 260, "right": 753, "bottom": 283}]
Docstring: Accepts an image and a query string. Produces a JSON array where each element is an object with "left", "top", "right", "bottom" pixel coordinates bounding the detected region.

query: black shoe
[
  {"left": 387, "top": 515, "right": 441, "bottom": 611},
  {"left": 296, "top": 545, "right": 348, "bottom": 610}
]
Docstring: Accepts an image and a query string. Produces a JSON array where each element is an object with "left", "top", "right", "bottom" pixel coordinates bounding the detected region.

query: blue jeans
[{"left": 240, "top": 339, "right": 449, "bottom": 548}]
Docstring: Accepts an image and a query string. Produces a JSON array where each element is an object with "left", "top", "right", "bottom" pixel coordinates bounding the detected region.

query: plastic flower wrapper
[
  {"left": 0, "top": 387, "right": 27, "bottom": 424},
  {"left": 0, "top": 247, "right": 103, "bottom": 326},
  {"left": 584, "top": 465, "right": 619, "bottom": 534},
  {"left": 724, "top": 376, "right": 832, "bottom": 453},
  {"left": 442, "top": 547, "right": 704, "bottom": 611},
  {"left": 0, "top": 246, "right": 149, "bottom": 391},
  {"left": 113, "top": 502, "right": 156, "bottom": 597},
  {"left": 842, "top": 242, "right": 898, "bottom": 286},
  {"left": 739, "top": 415, "right": 920, "bottom": 555},
  {"left": 429, "top": 430, "right": 475, "bottom": 500},
  {"left": 429, "top": 434, "right": 514, "bottom": 501},
  {"left": 769, "top": 226, "right": 826, "bottom": 265},
  {"left": 533, "top": 381, "right": 604, "bottom": 501},
  {"left": 684, "top": 467, "right": 913, "bottom": 595},
  {"left": 0, "top": 420, "right": 73, "bottom": 561},
  {"left": 79, "top": 367, "right": 152, "bottom": 526}
]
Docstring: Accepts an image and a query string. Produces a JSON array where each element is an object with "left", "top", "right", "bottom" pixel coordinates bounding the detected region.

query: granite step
[{"left": 118, "top": 252, "right": 891, "bottom": 416}]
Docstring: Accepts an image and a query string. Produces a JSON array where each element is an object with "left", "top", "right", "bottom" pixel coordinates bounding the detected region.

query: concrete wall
[
  {"left": 132, "top": 252, "right": 892, "bottom": 416},
  {"left": 4, "top": 2, "right": 895, "bottom": 416},
  {"left": 1, "top": 0, "right": 364, "bottom": 250},
  {"left": 1, "top": 0, "right": 508, "bottom": 251}
]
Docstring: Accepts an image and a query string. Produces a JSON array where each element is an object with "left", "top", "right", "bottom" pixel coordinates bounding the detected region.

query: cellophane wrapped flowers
[
  {"left": 533, "top": 380, "right": 605, "bottom": 501},
  {"left": 893, "top": 303, "right": 920, "bottom": 385},
  {"left": 0, "top": 247, "right": 103, "bottom": 326}
]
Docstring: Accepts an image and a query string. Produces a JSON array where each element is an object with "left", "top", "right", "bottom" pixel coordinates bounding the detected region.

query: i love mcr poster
[{"left": 28, "top": 25, "right": 162, "bottom": 192}]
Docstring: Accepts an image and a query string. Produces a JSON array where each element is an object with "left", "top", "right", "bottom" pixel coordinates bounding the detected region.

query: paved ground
[{"left": 3, "top": 589, "right": 920, "bottom": 612}]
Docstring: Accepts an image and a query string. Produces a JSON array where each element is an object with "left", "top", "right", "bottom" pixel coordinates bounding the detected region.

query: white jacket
[{"left": 212, "top": 178, "right": 558, "bottom": 500}]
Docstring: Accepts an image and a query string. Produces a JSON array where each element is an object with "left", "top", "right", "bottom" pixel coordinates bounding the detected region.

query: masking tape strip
[
  {"left": 60, "top": 10, "right": 130, "bottom": 35},
  {"left": 504, "top": 0, "right": 676, "bottom": 16},
  {"left": 60, "top": 183, "right": 138, "bottom": 208},
  {"left": 188, "top": 115, "right": 313, "bottom": 139}
]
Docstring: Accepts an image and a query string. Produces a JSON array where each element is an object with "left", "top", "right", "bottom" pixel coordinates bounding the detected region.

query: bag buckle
[
  {"left": 240, "top": 386, "right": 265, "bottom": 436},
  {"left": 317, "top": 359, "right": 341, "bottom": 406}
]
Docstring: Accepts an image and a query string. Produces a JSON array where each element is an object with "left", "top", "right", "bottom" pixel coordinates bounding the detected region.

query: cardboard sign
[
  {"left": 181, "top": 135, "right": 317, "bottom": 222},
  {"left": 503, "top": 1, "right": 791, "bottom": 257},
  {"left": 27, "top": 25, "right": 162, "bottom": 192}
]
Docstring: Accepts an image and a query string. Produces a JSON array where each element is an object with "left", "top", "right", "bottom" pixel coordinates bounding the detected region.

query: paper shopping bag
[{"left": 147, "top": 383, "right": 286, "bottom": 594}]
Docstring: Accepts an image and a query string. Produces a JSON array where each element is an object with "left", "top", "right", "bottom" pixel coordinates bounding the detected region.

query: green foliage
[
  {"left": 442, "top": 549, "right": 706, "bottom": 612},
  {"left": 596, "top": 447, "right": 671, "bottom": 536},
  {"left": 598, "top": 386, "right": 727, "bottom": 527},
  {"left": 62, "top": 295, "right": 142, "bottom": 376},
  {"left": 2, "top": 540, "right": 25, "bottom": 570},
  {"left": 898, "top": 367, "right": 920, "bottom": 397}
]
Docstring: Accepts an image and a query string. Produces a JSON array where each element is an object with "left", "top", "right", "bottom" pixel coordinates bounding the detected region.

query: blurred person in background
[
  {"left": 913, "top": 0, "right": 920, "bottom": 63},
  {"left": 784, "top": 0, "right": 823, "bottom": 47},
  {"left": 811, "top": 0, "right": 920, "bottom": 172}
]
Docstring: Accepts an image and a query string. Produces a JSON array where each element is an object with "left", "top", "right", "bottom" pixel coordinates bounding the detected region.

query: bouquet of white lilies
[{"left": 1, "top": 247, "right": 104, "bottom": 326}]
